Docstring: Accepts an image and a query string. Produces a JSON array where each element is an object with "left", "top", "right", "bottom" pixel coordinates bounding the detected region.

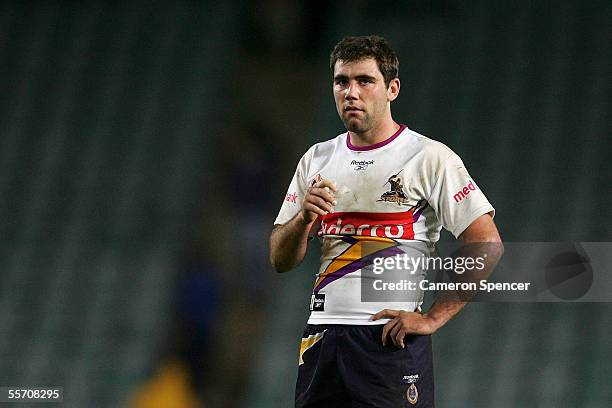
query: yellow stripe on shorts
[{"left": 298, "top": 331, "right": 326, "bottom": 365}]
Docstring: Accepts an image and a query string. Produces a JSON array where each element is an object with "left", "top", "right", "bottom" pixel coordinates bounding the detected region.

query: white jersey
[{"left": 275, "top": 125, "right": 495, "bottom": 325}]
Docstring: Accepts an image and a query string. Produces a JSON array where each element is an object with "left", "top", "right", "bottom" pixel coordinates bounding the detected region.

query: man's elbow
[
  {"left": 269, "top": 248, "right": 295, "bottom": 273},
  {"left": 481, "top": 234, "right": 504, "bottom": 260},
  {"left": 461, "top": 231, "right": 504, "bottom": 261},
  {"left": 497, "top": 240, "right": 504, "bottom": 260},
  {"left": 270, "top": 255, "right": 291, "bottom": 273}
]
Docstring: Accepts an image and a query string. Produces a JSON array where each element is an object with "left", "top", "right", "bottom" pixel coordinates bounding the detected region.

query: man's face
[{"left": 333, "top": 58, "right": 398, "bottom": 133}]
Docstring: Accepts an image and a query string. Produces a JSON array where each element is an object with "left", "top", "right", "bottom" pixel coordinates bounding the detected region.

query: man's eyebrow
[
  {"left": 333, "top": 74, "right": 377, "bottom": 81},
  {"left": 355, "top": 74, "right": 376, "bottom": 81}
]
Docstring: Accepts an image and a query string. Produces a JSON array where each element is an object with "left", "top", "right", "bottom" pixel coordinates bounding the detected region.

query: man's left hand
[{"left": 371, "top": 309, "right": 439, "bottom": 348}]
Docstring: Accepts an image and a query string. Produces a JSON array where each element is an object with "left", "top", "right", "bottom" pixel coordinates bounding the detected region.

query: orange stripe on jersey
[{"left": 313, "top": 236, "right": 400, "bottom": 292}]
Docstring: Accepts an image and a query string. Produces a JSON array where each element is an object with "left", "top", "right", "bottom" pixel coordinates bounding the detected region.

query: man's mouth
[{"left": 344, "top": 106, "right": 363, "bottom": 112}]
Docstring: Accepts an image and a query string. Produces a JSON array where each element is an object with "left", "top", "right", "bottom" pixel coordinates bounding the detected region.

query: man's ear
[{"left": 387, "top": 78, "right": 400, "bottom": 102}]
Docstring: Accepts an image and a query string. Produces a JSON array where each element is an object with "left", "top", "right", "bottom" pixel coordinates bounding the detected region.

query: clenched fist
[{"left": 300, "top": 175, "right": 337, "bottom": 224}]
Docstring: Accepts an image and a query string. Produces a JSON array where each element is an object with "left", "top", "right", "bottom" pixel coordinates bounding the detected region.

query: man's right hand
[
  {"left": 270, "top": 175, "right": 338, "bottom": 272},
  {"left": 300, "top": 175, "right": 337, "bottom": 224}
]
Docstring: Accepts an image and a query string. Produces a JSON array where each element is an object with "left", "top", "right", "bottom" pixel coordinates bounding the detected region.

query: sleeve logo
[
  {"left": 285, "top": 192, "right": 298, "bottom": 204},
  {"left": 453, "top": 180, "right": 477, "bottom": 203}
]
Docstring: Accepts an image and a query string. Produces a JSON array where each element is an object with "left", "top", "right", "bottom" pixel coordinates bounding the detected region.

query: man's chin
[{"left": 343, "top": 118, "right": 367, "bottom": 133}]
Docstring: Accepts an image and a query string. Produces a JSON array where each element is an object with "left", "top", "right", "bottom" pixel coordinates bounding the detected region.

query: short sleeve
[
  {"left": 427, "top": 152, "right": 495, "bottom": 238},
  {"left": 274, "top": 149, "right": 311, "bottom": 225}
]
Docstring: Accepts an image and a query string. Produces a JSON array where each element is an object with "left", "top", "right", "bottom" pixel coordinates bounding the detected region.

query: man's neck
[{"left": 348, "top": 120, "right": 400, "bottom": 147}]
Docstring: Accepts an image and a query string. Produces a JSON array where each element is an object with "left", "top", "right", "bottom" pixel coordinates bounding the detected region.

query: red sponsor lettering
[
  {"left": 453, "top": 181, "right": 476, "bottom": 203},
  {"left": 318, "top": 210, "right": 416, "bottom": 240},
  {"left": 285, "top": 192, "right": 298, "bottom": 203}
]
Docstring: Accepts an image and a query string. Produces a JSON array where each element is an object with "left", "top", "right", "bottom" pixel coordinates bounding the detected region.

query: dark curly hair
[{"left": 329, "top": 36, "right": 399, "bottom": 87}]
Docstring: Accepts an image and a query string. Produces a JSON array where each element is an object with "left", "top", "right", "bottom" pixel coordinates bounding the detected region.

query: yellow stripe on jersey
[{"left": 314, "top": 236, "right": 397, "bottom": 290}]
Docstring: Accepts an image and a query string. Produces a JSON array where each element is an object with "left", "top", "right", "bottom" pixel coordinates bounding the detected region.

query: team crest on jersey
[
  {"left": 407, "top": 383, "right": 418, "bottom": 405},
  {"left": 378, "top": 170, "right": 409, "bottom": 205}
]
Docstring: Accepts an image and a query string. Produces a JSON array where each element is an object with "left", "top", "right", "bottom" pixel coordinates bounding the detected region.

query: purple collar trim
[{"left": 346, "top": 124, "right": 406, "bottom": 151}]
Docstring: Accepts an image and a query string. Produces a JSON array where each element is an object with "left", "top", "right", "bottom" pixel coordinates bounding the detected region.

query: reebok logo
[
  {"left": 402, "top": 374, "right": 419, "bottom": 384},
  {"left": 453, "top": 181, "right": 477, "bottom": 203},
  {"left": 310, "top": 294, "right": 325, "bottom": 311},
  {"left": 351, "top": 159, "right": 374, "bottom": 171}
]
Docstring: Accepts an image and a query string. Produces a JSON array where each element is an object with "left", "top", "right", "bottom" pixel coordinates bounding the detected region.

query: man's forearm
[
  {"left": 423, "top": 300, "right": 467, "bottom": 332},
  {"left": 424, "top": 239, "right": 504, "bottom": 331},
  {"left": 269, "top": 211, "right": 315, "bottom": 273}
]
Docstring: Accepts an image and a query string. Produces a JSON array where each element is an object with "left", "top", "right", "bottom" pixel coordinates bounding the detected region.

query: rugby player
[{"left": 269, "top": 35, "right": 503, "bottom": 407}]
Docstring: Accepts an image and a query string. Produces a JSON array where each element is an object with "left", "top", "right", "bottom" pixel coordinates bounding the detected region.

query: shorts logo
[
  {"left": 402, "top": 374, "right": 419, "bottom": 384},
  {"left": 350, "top": 159, "right": 374, "bottom": 171},
  {"left": 407, "top": 383, "right": 418, "bottom": 405},
  {"left": 378, "top": 170, "right": 410, "bottom": 205},
  {"left": 310, "top": 293, "right": 325, "bottom": 311}
]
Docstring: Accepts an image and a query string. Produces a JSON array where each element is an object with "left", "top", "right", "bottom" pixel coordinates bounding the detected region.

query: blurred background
[{"left": 0, "top": 0, "right": 610, "bottom": 407}]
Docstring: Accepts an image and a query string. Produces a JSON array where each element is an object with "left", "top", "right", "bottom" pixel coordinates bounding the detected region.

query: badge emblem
[
  {"left": 407, "top": 383, "right": 418, "bottom": 405},
  {"left": 378, "top": 170, "right": 409, "bottom": 205}
]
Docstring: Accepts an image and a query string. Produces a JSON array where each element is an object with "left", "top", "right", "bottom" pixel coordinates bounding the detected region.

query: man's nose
[{"left": 345, "top": 82, "right": 358, "bottom": 100}]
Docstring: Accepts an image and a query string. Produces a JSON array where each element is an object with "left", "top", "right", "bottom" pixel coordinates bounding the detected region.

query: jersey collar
[{"left": 346, "top": 124, "right": 406, "bottom": 151}]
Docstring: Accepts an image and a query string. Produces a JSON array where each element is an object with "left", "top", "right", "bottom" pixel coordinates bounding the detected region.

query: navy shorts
[{"left": 295, "top": 324, "right": 434, "bottom": 408}]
